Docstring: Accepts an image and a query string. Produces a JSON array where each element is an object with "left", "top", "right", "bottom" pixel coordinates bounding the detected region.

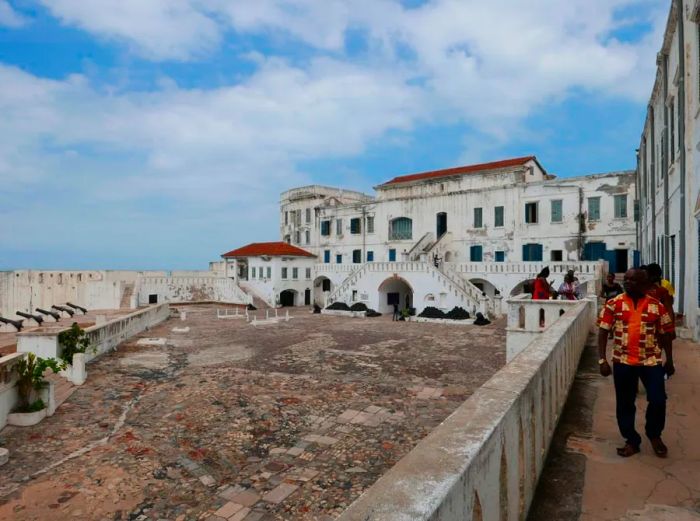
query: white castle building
[{"left": 221, "top": 156, "right": 636, "bottom": 316}]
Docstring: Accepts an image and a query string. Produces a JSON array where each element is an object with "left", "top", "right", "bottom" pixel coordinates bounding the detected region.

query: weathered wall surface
[
  {"left": 0, "top": 353, "right": 23, "bottom": 431},
  {"left": 136, "top": 277, "right": 250, "bottom": 306}
]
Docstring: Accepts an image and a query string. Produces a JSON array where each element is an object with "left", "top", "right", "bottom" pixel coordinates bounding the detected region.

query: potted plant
[
  {"left": 58, "top": 323, "right": 94, "bottom": 385},
  {"left": 7, "top": 352, "right": 65, "bottom": 427}
]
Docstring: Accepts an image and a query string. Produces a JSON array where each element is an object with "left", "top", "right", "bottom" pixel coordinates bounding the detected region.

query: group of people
[
  {"left": 531, "top": 267, "right": 583, "bottom": 301},
  {"left": 598, "top": 263, "right": 676, "bottom": 458},
  {"left": 529, "top": 263, "right": 677, "bottom": 458}
]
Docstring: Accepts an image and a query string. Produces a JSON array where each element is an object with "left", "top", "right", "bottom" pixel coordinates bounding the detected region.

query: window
[
  {"left": 614, "top": 194, "right": 627, "bottom": 218},
  {"left": 305, "top": 208, "right": 311, "bottom": 223},
  {"left": 305, "top": 230, "right": 310, "bottom": 244},
  {"left": 281, "top": 267, "right": 288, "bottom": 279},
  {"left": 494, "top": 206, "right": 504, "bottom": 227},
  {"left": 367, "top": 250, "right": 374, "bottom": 262},
  {"left": 389, "top": 249, "right": 396, "bottom": 262},
  {"left": 366, "top": 215, "right": 375, "bottom": 233},
  {"left": 634, "top": 200, "right": 640, "bottom": 222},
  {"left": 336, "top": 218, "right": 343, "bottom": 236},
  {"left": 149, "top": 294, "right": 158, "bottom": 304},
  {"left": 294, "top": 231, "right": 300, "bottom": 244},
  {"left": 285, "top": 211, "right": 288, "bottom": 225},
  {"left": 495, "top": 251, "right": 505, "bottom": 262},
  {"left": 670, "top": 99, "right": 675, "bottom": 163},
  {"left": 588, "top": 197, "right": 601, "bottom": 221},
  {"left": 522, "top": 243, "right": 543, "bottom": 261},
  {"left": 336, "top": 254, "right": 343, "bottom": 264},
  {"left": 324, "top": 250, "right": 330, "bottom": 263},
  {"left": 305, "top": 268, "right": 311, "bottom": 279},
  {"left": 352, "top": 249, "right": 362, "bottom": 263},
  {"left": 267, "top": 267, "right": 271, "bottom": 279},
  {"left": 321, "top": 220, "right": 331, "bottom": 236},
  {"left": 474, "top": 207, "right": 483, "bottom": 228},
  {"left": 251, "top": 267, "right": 256, "bottom": 279},
  {"left": 389, "top": 217, "right": 413, "bottom": 240},
  {"left": 350, "top": 218, "right": 361, "bottom": 234},
  {"left": 525, "top": 202, "right": 538, "bottom": 224},
  {"left": 671, "top": 235, "right": 676, "bottom": 288},
  {"left": 292, "top": 268, "right": 298, "bottom": 280},
  {"left": 296, "top": 209, "right": 302, "bottom": 225},
  {"left": 551, "top": 200, "right": 563, "bottom": 223},
  {"left": 470, "top": 245, "right": 483, "bottom": 262},
  {"left": 551, "top": 250, "right": 563, "bottom": 262}
]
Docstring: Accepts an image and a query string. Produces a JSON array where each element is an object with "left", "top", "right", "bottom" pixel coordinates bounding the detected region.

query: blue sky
[{"left": 0, "top": 0, "right": 667, "bottom": 270}]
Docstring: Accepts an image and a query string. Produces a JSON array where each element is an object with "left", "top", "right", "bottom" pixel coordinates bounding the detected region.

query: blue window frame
[
  {"left": 321, "top": 220, "right": 331, "bottom": 236},
  {"left": 522, "top": 243, "right": 543, "bottom": 261},
  {"left": 367, "top": 250, "right": 374, "bottom": 262},
  {"left": 470, "top": 245, "right": 483, "bottom": 262},
  {"left": 389, "top": 217, "right": 413, "bottom": 240},
  {"left": 495, "top": 251, "right": 505, "bottom": 262},
  {"left": 324, "top": 250, "right": 330, "bottom": 263},
  {"left": 336, "top": 254, "right": 343, "bottom": 264},
  {"left": 389, "top": 249, "right": 396, "bottom": 262}
]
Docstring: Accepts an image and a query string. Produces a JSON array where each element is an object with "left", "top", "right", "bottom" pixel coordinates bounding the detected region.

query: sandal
[
  {"left": 616, "top": 443, "right": 640, "bottom": 457},
  {"left": 650, "top": 438, "right": 668, "bottom": 458}
]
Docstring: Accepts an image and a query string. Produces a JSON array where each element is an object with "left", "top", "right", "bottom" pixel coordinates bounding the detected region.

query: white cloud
[{"left": 0, "top": 0, "right": 27, "bottom": 27}]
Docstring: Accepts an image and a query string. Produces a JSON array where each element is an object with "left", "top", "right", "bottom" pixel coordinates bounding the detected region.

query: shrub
[
  {"left": 418, "top": 306, "right": 446, "bottom": 319},
  {"left": 326, "top": 302, "right": 351, "bottom": 311},
  {"left": 445, "top": 307, "right": 470, "bottom": 320},
  {"left": 58, "top": 322, "right": 91, "bottom": 365},
  {"left": 15, "top": 353, "right": 65, "bottom": 412},
  {"left": 366, "top": 309, "right": 382, "bottom": 317},
  {"left": 350, "top": 302, "right": 368, "bottom": 312},
  {"left": 313, "top": 304, "right": 322, "bottom": 314}
]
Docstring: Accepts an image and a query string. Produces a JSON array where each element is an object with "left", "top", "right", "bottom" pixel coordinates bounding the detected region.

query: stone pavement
[
  {"left": 0, "top": 304, "right": 505, "bottom": 521},
  {"left": 530, "top": 338, "right": 700, "bottom": 520}
]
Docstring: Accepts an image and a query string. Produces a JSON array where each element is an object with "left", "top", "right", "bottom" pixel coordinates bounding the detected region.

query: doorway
[
  {"left": 304, "top": 289, "right": 311, "bottom": 306},
  {"left": 437, "top": 212, "right": 447, "bottom": 238},
  {"left": 280, "top": 290, "right": 296, "bottom": 307},
  {"left": 615, "top": 249, "right": 628, "bottom": 273}
]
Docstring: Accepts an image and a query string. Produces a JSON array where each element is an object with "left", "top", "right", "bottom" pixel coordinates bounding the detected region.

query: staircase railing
[
  {"left": 407, "top": 232, "right": 435, "bottom": 261},
  {"left": 439, "top": 263, "right": 496, "bottom": 316},
  {"left": 326, "top": 263, "right": 369, "bottom": 305}
]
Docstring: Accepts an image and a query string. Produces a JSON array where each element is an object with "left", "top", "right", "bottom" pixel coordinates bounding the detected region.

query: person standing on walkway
[
  {"left": 597, "top": 268, "right": 675, "bottom": 458},
  {"left": 558, "top": 272, "right": 581, "bottom": 300},
  {"left": 392, "top": 302, "right": 400, "bottom": 322},
  {"left": 601, "top": 273, "right": 623, "bottom": 301},
  {"left": 532, "top": 267, "right": 552, "bottom": 300}
]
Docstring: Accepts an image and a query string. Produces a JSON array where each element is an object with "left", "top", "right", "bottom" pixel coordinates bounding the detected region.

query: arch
[
  {"left": 510, "top": 280, "right": 533, "bottom": 296},
  {"left": 279, "top": 289, "right": 298, "bottom": 307},
  {"left": 378, "top": 276, "right": 414, "bottom": 314},
  {"left": 472, "top": 490, "right": 484, "bottom": 521},
  {"left": 313, "top": 276, "right": 332, "bottom": 307},
  {"left": 469, "top": 277, "right": 499, "bottom": 298},
  {"left": 500, "top": 443, "right": 508, "bottom": 521},
  {"left": 389, "top": 217, "right": 413, "bottom": 241},
  {"left": 444, "top": 251, "right": 453, "bottom": 262}
]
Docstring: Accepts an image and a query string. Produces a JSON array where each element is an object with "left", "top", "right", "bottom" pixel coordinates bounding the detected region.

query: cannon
[
  {"left": 16, "top": 311, "right": 44, "bottom": 325},
  {"left": 0, "top": 316, "right": 23, "bottom": 331},
  {"left": 66, "top": 302, "right": 88, "bottom": 314},
  {"left": 51, "top": 305, "right": 74, "bottom": 317},
  {"left": 36, "top": 308, "right": 61, "bottom": 320}
]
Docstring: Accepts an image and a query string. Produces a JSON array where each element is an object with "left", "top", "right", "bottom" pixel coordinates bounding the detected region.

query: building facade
[{"left": 637, "top": 0, "right": 700, "bottom": 340}]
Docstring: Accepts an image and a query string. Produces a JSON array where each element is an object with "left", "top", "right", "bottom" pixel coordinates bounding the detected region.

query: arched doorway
[
  {"left": 469, "top": 278, "right": 500, "bottom": 298},
  {"left": 510, "top": 280, "right": 533, "bottom": 297},
  {"left": 313, "top": 276, "right": 332, "bottom": 307},
  {"left": 436, "top": 212, "right": 447, "bottom": 238},
  {"left": 378, "top": 276, "right": 414, "bottom": 314},
  {"left": 280, "top": 289, "right": 297, "bottom": 307},
  {"left": 304, "top": 288, "right": 311, "bottom": 306}
]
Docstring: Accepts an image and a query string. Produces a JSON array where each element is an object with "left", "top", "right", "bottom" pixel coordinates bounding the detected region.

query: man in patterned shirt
[{"left": 598, "top": 268, "right": 675, "bottom": 458}]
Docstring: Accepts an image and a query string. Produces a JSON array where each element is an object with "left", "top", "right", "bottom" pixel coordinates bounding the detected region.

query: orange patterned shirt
[{"left": 598, "top": 293, "right": 674, "bottom": 366}]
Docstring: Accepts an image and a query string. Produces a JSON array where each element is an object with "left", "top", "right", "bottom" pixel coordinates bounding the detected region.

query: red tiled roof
[
  {"left": 221, "top": 242, "right": 316, "bottom": 258},
  {"left": 379, "top": 156, "right": 538, "bottom": 186}
]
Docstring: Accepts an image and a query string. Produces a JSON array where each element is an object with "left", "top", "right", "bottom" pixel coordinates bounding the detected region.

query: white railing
[
  {"left": 407, "top": 232, "right": 435, "bottom": 261},
  {"left": 440, "top": 263, "right": 497, "bottom": 316},
  {"left": 452, "top": 261, "right": 605, "bottom": 277},
  {"left": 337, "top": 299, "right": 594, "bottom": 521},
  {"left": 314, "top": 263, "right": 362, "bottom": 274},
  {"left": 326, "top": 263, "right": 370, "bottom": 304}
]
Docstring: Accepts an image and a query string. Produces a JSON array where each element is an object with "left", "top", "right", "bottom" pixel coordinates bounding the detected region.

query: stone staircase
[
  {"left": 119, "top": 283, "right": 134, "bottom": 309},
  {"left": 239, "top": 282, "right": 272, "bottom": 309}
]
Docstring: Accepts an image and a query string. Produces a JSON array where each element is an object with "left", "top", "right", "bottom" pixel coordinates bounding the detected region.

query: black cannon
[
  {"left": 66, "top": 302, "right": 88, "bottom": 314},
  {"left": 51, "top": 304, "right": 74, "bottom": 317},
  {"left": 16, "top": 311, "right": 44, "bottom": 325},
  {"left": 36, "top": 308, "right": 61, "bottom": 320},
  {"left": 0, "top": 316, "right": 23, "bottom": 331}
]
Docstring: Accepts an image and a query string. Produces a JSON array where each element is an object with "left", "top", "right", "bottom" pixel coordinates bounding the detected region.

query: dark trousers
[{"left": 613, "top": 362, "right": 667, "bottom": 446}]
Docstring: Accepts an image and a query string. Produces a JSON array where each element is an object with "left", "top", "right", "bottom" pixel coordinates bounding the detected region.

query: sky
[{"left": 0, "top": 0, "right": 668, "bottom": 270}]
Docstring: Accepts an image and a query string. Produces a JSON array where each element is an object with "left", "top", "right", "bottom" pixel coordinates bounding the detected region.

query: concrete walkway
[{"left": 577, "top": 339, "right": 700, "bottom": 520}]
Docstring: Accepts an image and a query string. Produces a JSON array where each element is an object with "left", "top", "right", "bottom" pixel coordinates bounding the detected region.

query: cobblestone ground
[{"left": 0, "top": 304, "right": 505, "bottom": 521}]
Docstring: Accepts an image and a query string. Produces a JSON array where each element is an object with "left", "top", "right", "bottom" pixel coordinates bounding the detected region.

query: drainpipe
[
  {"left": 635, "top": 149, "right": 641, "bottom": 258},
  {"left": 663, "top": 54, "right": 670, "bottom": 275},
  {"left": 361, "top": 204, "right": 366, "bottom": 264},
  {"left": 676, "top": 0, "right": 686, "bottom": 314},
  {"left": 650, "top": 105, "right": 657, "bottom": 262}
]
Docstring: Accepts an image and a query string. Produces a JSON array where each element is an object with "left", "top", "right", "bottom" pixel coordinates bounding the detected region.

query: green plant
[
  {"left": 58, "top": 322, "right": 91, "bottom": 365},
  {"left": 15, "top": 353, "right": 65, "bottom": 412},
  {"left": 401, "top": 308, "right": 410, "bottom": 318},
  {"left": 26, "top": 399, "right": 46, "bottom": 413}
]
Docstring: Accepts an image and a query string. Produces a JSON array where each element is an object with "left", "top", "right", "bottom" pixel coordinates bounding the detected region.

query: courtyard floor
[{"left": 0, "top": 304, "right": 505, "bottom": 521}]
